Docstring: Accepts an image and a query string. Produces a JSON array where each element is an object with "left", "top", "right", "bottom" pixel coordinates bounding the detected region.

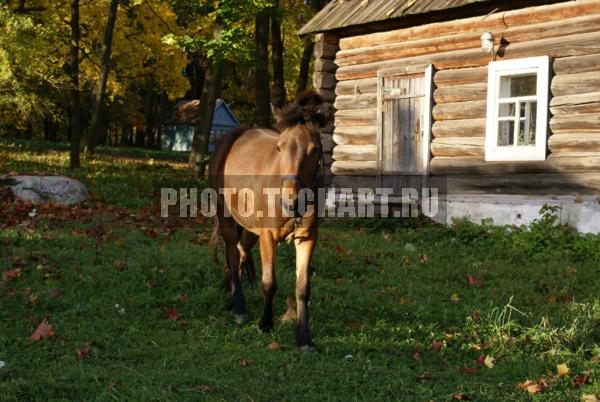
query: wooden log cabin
[{"left": 299, "top": 0, "right": 600, "bottom": 232}]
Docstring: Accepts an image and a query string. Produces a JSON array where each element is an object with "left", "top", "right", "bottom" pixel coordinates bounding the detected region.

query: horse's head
[{"left": 272, "top": 90, "right": 333, "bottom": 216}]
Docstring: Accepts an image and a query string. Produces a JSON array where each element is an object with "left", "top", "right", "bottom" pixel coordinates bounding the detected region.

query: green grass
[{"left": 1, "top": 140, "right": 599, "bottom": 401}]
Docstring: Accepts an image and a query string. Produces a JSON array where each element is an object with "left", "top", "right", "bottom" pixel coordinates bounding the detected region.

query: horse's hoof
[
  {"left": 258, "top": 317, "right": 273, "bottom": 333},
  {"left": 299, "top": 344, "right": 317, "bottom": 353},
  {"left": 233, "top": 313, "right": 250, "bottom": 325}
]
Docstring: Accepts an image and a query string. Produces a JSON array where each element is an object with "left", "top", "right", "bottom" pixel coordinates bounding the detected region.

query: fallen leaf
[
  {"left": 557, "top": 363, "right": 570, "bottom": 377},
  {"left": 166, "top": 308, "right": 182, "bottom": 321},
  {"left": 450, "top": 293, "right": 460, "bottom": 303},
  {"left": 194, "top": 234, "right": 209, "bottom": 245},
  {"left": 266, "top": 342, "right": 281, "bottom": 351},
  {"left": 27, "top": 294, "right": 38, "bottom": 306},
  {"left": 484, "top": 355, "right": 495, "bottom": 369},
  {"left": 462, "top": 367, "right": 477, "bottom": 375},
  {"left": 412, "top": 349, "right": 421, "bottom": 361},
  {"left": 2, "top": 268, "right": 21, "bottom": 282},
  {"left": 559, "top": 294, "right": 573, "bottom": 303},
  {"left": 565, "top": 267, "right": 577, "bottom": 274},
  {"left": 349, "top": 322, "right": 362, "bottom": 329},
  {"left": 466, "top": 275, "right": 484, "bottom": 287},
  {"left": 475, "top": 355, "right": 485, "bottom": 365},
  {"left": 416, "top": 372, "right": 435, "bottom": 382},
  {"left": 431, "top": 340, "right": 443, "bottom": 351},
  {"left": 239, "top": 358, "right": 252, "bottom": 367},
  {"left": 574, "top": 374, "right": 590, "bottom": 387},
  {"left": 452, "top": 394, "right": 471, "bottom": 400},
  {"left": 30, "top": 317, "right": 55, "bottom": 341},
  {"left": 581, "top": 395, "right": 599, "bottom": 402},
  {"left": 419, "top": 254, "right": 428, "bottom": 264},
  {"left": 518, "top": 378, "right": 548, "bottom": 394},
  {"left": 196, "top": 385, "right": 217, "bottom": 393},
  {"left": 74, "top": 346, "right": 91, "bottom": 359}
]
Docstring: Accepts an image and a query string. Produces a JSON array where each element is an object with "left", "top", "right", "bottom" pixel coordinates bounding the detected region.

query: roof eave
[{"left": 298, "top": 0, "right": 566, "bottom": 37}]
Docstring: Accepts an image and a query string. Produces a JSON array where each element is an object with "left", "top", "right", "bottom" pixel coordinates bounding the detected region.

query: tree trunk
[
  {"left": 87, "top": 0, "right": 119, "bottom": 154},
  {"left": 295, "top": 0, "right": 324, "bottom": 95},
  {"left": 44, "top": 117, "right": 59, "bottom": 142},
  {"left": 188, "top": 17, "right": 224, "bottom": 177},
  {"left": 296, "top": 35, "right": 314, "bottom": 95},
  {"left": 255, "top": 11, "right": 270, "bottom": 127},
  {"left": 69, "top": 0, "right": 81, "bottom": 169},
  {"left": 186, "top": 55, "right": 205, "bottom": 99},
  {"left": 135, "top": 127, "right": 145, "bottom": 147},
  {"left": 188, "top": 58, "right": 224, "bottom": 177},
  {"left": 271, "top": 3, "right": 286, "bottom": 108},
  {"left": 120, "top": 125, "right": 130, "bottom": 146}
]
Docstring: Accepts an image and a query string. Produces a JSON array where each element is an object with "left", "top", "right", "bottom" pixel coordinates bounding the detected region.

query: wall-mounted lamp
[{"left": 480, "top": 32, "right": 494, "bottom": 53}]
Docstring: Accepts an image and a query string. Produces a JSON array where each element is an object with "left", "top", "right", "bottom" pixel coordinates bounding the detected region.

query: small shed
[
  {"left": 161, "top": 99, "right": 240, "bottom": 152},
  {"left": 301, "top": 0, "right": 600, "bottom": 232}
]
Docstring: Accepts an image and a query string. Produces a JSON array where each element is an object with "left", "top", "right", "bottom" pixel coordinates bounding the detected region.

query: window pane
[
  {"left": 499, "top": 103, "right": 515, "bottom": 117},
  {"left": 517, "top": 101, "right": 537, "bottom": 145},
  {"left": 500, "top": 74, "right": 537, "bottom": 97},
  {"left": 498, "top": 120, "right": 515, "bottom": 146}
]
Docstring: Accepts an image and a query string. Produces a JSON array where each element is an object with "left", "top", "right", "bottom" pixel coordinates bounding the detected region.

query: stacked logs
[{"left": 313, "top": 33, "right": 338, "bottom": 178}]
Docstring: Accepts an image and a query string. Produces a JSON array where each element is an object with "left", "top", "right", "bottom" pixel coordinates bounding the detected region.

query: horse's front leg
[
  {"left": 258, "top": 232, "right": 277, "bottom": 332},
  {"left": 294, "top": 233, "right": 317, "bottom": 351}
]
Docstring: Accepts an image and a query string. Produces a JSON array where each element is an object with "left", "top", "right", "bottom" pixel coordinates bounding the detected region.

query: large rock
[{"left": 0, "top": 175, "right": 89, "bottom": 206}]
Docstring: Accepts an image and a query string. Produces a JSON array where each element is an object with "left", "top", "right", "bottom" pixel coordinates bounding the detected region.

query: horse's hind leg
[
  {"left": 221, "top": 222, "right": 250, "bottom": 324},
  {"left": 237, "top": 230, "right": 258, "bottom": 285}
]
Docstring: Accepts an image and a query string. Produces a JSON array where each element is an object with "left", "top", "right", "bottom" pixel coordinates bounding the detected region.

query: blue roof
[{"left": 213, "top": 99, "right": 240, "bottom": 127}]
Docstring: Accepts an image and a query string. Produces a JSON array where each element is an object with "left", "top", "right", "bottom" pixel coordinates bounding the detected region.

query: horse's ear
[
  {"left": 271, "top": 103, "right": 285, "bottom": 124},
  {"left": 315, "top": 103, "right": 335, "bottom": 128}
]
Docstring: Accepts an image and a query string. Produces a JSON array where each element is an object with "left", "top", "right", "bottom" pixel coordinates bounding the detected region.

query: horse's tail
[{"left": 242, "top": 246, "right": 257, "bottom": 287}]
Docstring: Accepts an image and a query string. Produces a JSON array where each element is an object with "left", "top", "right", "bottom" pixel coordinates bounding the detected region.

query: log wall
[
  {"left": 313, "top": 33, "right": 339, "bottom": 183},
  {"left": 322, "top": 0, "right": 600, "bottom": 194}
]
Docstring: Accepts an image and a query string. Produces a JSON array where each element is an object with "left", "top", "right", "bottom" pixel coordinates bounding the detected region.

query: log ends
[{"left": 331, "top": 160, "right": 378, "bottom": 176}]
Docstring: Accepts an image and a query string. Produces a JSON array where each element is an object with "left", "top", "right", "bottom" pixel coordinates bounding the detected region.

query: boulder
[{"left": 0, "top": 175, "right": 89, "bottom": 206}]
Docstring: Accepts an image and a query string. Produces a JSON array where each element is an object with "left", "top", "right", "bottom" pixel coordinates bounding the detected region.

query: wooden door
[{"left": 377, "top": 65, "right": 433, "bottom": 191}]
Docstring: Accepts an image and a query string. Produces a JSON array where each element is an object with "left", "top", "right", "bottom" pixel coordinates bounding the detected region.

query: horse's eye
[{"left": 276, "top": 145, "right": 281, "bottom": 152}]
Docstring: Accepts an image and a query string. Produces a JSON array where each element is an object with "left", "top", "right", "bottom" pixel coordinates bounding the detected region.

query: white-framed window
[{"left": 485, "top": 56, "right": 550, "bottom": 161}]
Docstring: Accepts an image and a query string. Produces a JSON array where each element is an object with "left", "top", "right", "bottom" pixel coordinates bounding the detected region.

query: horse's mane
[{"left": 274, "top": 90, "right": 332, "bottom": 131}]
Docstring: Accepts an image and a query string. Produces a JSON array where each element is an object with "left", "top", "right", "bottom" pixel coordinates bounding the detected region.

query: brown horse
[{"left": 209, "top": 90, "right": 332, "bottom": 351}]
